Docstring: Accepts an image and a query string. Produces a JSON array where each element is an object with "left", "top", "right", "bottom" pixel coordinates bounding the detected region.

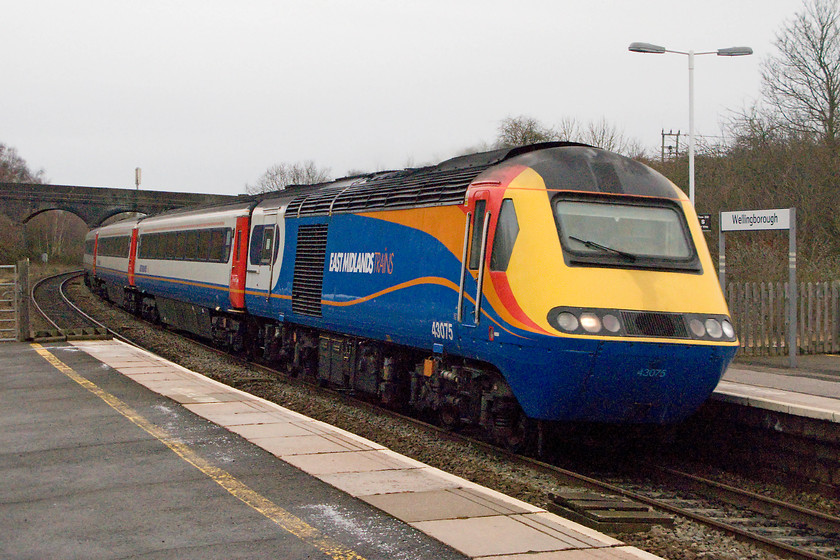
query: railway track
[
  {"left": 42, "top": 271, "right": 840, "bottom": 560},
  {"left": 604, "top": 467, "right": 840, "bottom": 560},
  {"left": 31, "top": 270, "right": 105, "bottom": 335}
]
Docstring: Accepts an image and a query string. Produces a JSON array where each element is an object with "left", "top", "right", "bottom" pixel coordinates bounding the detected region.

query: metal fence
[
  {"left": 726, "top": 280, "right": 840, "bottom": 356},
  {"left": 0, "top": 264, "right": 16, "bottom": 342}
]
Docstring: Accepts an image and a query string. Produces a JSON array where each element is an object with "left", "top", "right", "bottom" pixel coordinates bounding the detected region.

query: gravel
[{"left": 65, "top": 278, "right": 790, "bottom": 560}]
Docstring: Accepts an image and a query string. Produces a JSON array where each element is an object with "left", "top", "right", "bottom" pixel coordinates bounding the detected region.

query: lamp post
[{"left": 628, "top": 42, "right": 752, "bottom": 206}]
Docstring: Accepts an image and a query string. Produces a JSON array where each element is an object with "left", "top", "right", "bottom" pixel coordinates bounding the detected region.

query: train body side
[{"left": 84, "top": 144, "right": 739, "bottom": 428}]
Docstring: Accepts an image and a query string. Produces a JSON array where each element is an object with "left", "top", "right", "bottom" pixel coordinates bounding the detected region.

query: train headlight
[
  {"left": 705, "top": 318, "right": 723, "bottom": 339},
  {"left": 580, "top": 313, "right": 602, "bottom": 333},
  {"left": 721, "top": 319, "right": 735, "bottom": 339},
  {"left": 689, "top": 319, "right": 706, "bottom": 338},
  {"left": 603, "top": 314, "right": 621, "bottom": 333},
  {"left": 556, "top": 312, "right": 579, "bottom": 332}
]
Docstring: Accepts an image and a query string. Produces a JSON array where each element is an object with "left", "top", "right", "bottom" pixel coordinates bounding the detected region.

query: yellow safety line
[{"left": 30, "top": 343, "right": 367, "bottom": 560}]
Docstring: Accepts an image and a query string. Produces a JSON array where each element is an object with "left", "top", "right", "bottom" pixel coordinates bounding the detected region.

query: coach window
[
  {"left": 209, "top": 228, "right": 226, "bottom": 262},
  {"left": 224, "top": 228, "right": 233, "bottom": 262},
  {"left": 165, "top": 232, "right": 178, "bottom": 259},
  {"left": 185, "top": 230, "right": 200, "bottom": 260},
  {"left": 174, "top": 232, "right": 186, "bottom": 260},
  {"left": 490, "top": 199, "right": 519, "bottom": 272},
  {"left": 149, "top": 234, "right": 161, "bottom": 259},
  {"left": 469, "top": 200, "right": 487, "bottom": 270},
  {"left": 196, "top": 229, "right": 211, "bottom": 261}
]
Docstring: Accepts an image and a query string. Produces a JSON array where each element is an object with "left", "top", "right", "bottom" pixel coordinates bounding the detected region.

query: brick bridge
[{"left": 0, "top": 183, "right": 241, "bottom": 227}]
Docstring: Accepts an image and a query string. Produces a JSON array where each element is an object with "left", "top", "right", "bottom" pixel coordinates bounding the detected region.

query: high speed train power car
[{"left": 85, "top": 142, "right": 739, "bottom": 448}]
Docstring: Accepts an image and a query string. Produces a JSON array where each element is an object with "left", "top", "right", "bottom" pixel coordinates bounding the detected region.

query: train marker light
[
  {"left": 580, "top": 313, "right": 602, "bottom": 333},
  {"left": 603, "top": 314, "right": 621, "bottom": 333},
  {"left": 705, "top": 318, "right": 723, "bottom": 339},
  {"left": 689, "top": 319, "right": 706, "bottom": 338},
  {"left": 557, "top": 312, "right": 579, "bottom": 332}
]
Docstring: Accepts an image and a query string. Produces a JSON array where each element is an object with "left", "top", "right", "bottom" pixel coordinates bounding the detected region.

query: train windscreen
[{"left": 553, "top": 197, "right": 700, "bottom": 272}]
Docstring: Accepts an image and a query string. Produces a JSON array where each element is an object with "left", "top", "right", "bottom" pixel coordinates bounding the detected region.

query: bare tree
[
  {"left": 554, "top": 116, "right": 645, "bottom": 156},
  {"left": 245, "top": 160, "right": 332, "bottom": 194},
  {"left": 0, "top": 143, "right": 45, "bottom": 262},
  {"left": 496, "top": 116, "right": 557, "bottom": 148},
  {"left": 496, "top": 115, "right": 644, "bottom": 156},
  {"left": 0, "top": 143, "right": 45, "bottom": 183},
  {"left": 26, "top": 210, "right": 87, "bottom": 263},
  {"left": 761, "top": 0, "right": 840, "bottom": 151}
]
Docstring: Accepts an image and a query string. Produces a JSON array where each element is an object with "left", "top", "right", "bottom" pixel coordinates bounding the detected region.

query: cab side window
[
  {"left": 490, "top": 199, "right": 519, "bottom": 272},
  {"left": 469, "top": 200, "right": 487, "bottom": 270}
]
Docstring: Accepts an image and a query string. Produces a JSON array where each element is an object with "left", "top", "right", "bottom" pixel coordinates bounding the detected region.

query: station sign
[
  {"left": 720, "top": 208, "right": 791, "bottom": 232},
  {"left": 718, "top": 207, "right": 797, "bottom": 367}
]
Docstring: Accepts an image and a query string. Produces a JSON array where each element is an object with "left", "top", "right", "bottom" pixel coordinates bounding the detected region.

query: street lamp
[{"left": 628, "top": 42, "right": 753, "bottom": 206}]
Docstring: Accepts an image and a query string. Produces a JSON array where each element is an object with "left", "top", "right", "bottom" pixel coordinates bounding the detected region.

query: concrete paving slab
[
  {"left": 482, "top": 547, "right": 664, "bottom": 559},
  {"left": 183, "top": 400, "right": 269, "bottom": 416},
  {"left": 193, "top": 410, "right": 298, "bottom": 426},
  {"left": 518, "top": 512, "right": 622, "bottom": 546},
  {"left": 284, "top": 449, "right": 416, "bottom": 476},
  {"left": 411, "top": 514, "right": 589, "bottom": 557},
  {"left": 320, "top": 467, "right": 462, "bottom": 497},
  {"left": 227, "top": 420, "right": 322, "bottom": 438},
  {"left": 254, "top": 434, "right": 365, "bottom": 456},
  {"left": 360, "top": 487, "right": 531, "bottom": 522}
]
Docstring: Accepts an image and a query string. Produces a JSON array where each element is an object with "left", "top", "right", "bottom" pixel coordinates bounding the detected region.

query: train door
[
  {"left": 245, "top": 207, "right": 285, "bottom": 303},
  {"left": 127, "top": 227, "right": 138, "bottom": 286},
  {"left": 457, "top": 190, "right": 492, "bottom": 332},
  {"left": 229, "top": 216, "right": 249, "bottom": 309},
  {"left": 92, "top": 233, "right": 99, "bottom": 277}
]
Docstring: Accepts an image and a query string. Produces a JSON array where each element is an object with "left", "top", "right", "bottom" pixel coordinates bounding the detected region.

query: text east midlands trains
[{"left": 328, "top": 252, "right": 394, "bottom": 274}]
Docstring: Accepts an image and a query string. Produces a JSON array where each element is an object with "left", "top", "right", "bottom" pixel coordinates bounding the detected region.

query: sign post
[{"left": 719, "top": 208, "right": 797, "bottom": 367}]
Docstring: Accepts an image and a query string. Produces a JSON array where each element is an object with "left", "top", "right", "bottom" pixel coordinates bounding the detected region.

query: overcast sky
[{"left": 3, "top": 1, "right": 800, "bottom": 195}]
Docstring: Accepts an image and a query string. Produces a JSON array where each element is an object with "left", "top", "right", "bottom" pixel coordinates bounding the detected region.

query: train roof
[
  {"left": 278, "top": 142, "right": 680, "bottom": 217},
  {"left": 283, "top": 142, "right": 591, "bottom": 217}
]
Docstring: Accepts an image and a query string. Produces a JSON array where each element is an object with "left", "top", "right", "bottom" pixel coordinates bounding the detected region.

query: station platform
[
  {"left": 714, "top": 354, "right": 840, "bottom": 422},
  {"left": 0, "top": 339, "right": 661, "bottom": 560}
]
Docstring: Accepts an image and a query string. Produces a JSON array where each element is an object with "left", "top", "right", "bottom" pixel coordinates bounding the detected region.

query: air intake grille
[
  {"left": 287, "top": 165, "right": 492, "bottom": 217},
  {"left": 292, "top": 224, "right": 329, "bottom": 317},
  {"left": 621, "top": 311, "right": 688, "bottom": 339}
]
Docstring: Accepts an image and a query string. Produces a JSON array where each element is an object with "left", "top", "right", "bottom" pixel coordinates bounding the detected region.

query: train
[{"left": 84, "top": 142, "right": 739, "bottom": 449}]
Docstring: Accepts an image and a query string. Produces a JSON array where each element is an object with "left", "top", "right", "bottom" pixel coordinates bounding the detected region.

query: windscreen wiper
[{"left": 568, "top": 235, "right": 637, "bottom": 262}]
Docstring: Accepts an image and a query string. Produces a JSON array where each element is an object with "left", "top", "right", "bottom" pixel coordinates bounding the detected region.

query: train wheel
[
  {"left": 438, "top": 403, "right": 461, "bottom": 430},
  {"left": 497, "top": 415, "right": 539, "bottom": 455}
]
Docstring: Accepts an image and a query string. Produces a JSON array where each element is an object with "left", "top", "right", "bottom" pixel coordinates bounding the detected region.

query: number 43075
[{"left": 432, "top": 321, "right": 454, "bottom": 340}]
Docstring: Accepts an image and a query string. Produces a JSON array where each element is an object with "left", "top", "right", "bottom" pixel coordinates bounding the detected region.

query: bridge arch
[{"left": 0, "top": 183, "right": 239, "bottom": 227}]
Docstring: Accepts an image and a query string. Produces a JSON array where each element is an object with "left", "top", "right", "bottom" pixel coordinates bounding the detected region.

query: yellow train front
[{"left": 454, "top": 144, "right": 738, "bottom": 426}]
